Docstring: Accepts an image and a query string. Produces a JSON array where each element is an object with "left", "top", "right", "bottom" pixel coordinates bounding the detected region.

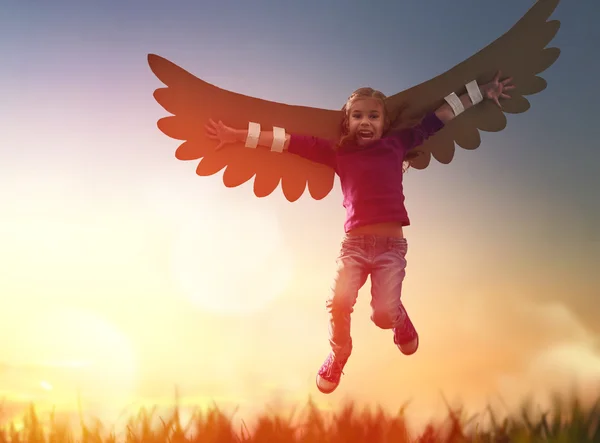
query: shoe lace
[
  {"left": 394, "top": 320, "right": 415, "bottom": 344},
  {"left": 325, "top": 354, "right": 345, "bottom": 377}
]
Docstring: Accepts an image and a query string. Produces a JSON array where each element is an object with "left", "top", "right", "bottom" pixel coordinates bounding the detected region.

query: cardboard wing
[{"left": 148, "top": 0, "right": 561, "bottom": 201}]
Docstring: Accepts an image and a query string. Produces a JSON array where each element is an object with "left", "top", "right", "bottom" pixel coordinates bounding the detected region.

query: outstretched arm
[
  {"left": 206, "top": 119, "right": 292, "bottom": 151},
  {"left": 434, "top": 71, "right": 515, "bottom": 124},
  {"left": 205, "top": 119, "right": 336, "bottom": 169}
]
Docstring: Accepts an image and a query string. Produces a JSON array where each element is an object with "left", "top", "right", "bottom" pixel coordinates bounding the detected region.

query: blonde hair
[
  {"left": 337, "top": 87, "right": 420, "bottom": 172},
  {"left": 337, "top": 87, "right": 389, "bottom": 148}
]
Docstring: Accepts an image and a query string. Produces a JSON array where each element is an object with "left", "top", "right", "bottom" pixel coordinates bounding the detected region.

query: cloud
[{"left": 430, "top": 290, "right": 600, "bottom": 410}]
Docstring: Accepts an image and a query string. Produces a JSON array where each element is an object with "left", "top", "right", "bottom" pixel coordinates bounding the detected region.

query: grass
[{"left": 0, "top": 392, "right": 599, "bottom": 443}]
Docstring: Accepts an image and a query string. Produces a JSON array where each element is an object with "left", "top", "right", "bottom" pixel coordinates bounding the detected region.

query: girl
[{"left": 205, "top": 71, "right": 514, "bottom": 394}]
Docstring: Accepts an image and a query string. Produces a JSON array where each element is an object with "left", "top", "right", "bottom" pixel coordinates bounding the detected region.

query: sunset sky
[{"left": 1, "top": 0, "right": 599, "bottom": 432}]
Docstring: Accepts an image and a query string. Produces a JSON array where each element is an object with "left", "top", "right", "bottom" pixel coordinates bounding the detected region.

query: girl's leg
[
  {"left": 369, "top": 237, "right": 418, "bottom": 355},
  {"left": 317, "top": 236, "right": 369, "bottom": 393},
  {"left": 326, "top": 238, "right": 370, "bottom": 360}
]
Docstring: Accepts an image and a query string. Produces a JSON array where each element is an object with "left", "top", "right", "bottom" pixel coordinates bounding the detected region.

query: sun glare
[
  {"left": 0, "top": 306, "right": 137, "bottom": 410},
  {"left": 168, "top": 196, "right": 293, "bottom": 315}
]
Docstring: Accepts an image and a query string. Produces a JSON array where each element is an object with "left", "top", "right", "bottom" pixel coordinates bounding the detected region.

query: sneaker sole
[
  {"left": 398, "top": 334, "right": 419, "bottom": 356},
  {"left": 315, "top": 374, "right": 339, "bottom": 394}
]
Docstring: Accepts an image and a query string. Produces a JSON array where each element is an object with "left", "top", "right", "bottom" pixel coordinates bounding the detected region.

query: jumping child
[{"left": 205, "top": 71, "right": 514, "bottom": 394}]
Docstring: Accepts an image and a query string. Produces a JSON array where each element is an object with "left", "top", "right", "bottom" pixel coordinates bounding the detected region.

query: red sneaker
[
  {"left": 316, "top": 352, "right": 347, "bottom": 394},
  {"left": 393, "top": 315, "right": 419, "bottom": 355}
]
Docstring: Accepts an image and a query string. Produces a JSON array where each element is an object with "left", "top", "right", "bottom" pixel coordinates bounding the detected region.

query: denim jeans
[{"left": 326, "top": 234, "right": 411, "bottom": 361}]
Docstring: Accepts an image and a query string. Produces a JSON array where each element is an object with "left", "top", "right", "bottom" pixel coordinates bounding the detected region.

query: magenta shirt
[{"left": 287, "top": 112, "right": 445, "bottom": 233}]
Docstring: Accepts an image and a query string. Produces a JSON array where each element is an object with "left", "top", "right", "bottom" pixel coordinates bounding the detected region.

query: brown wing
[
  {"left": 384, "top": 0, "right": 562, "bottom": 169},
  {"left": 148, "top": 54, "right": 342, "bottom": 202}
]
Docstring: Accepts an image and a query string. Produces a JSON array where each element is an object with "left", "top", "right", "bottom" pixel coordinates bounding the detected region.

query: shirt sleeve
[
  {"left": 287, "top": 134, "right": 337, "bottom": 170},
  {"left": 388, "top": 112, "right": 445, "bottom": 151}
]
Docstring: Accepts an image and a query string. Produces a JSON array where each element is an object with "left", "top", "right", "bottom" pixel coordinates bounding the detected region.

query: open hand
[
  {"left": 481, "top": 70, "right": 515, "bottom": 108},
  {"left": 205, "top": 118, "right": 238, "bottom": 150}
]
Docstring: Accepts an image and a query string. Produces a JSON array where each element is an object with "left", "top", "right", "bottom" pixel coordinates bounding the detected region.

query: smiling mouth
[{"left": 357, "top": 130, "right": 373, "bottom": 139}]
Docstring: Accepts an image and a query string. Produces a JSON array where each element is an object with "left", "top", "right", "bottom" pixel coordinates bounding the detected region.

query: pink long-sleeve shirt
[{"left": 287, "top": 112, "right": 444, "bottom": 233}]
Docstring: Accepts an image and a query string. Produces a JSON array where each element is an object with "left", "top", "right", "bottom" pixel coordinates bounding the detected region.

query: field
[{"left": 1, "top": 392, "right": 598, "bottom": 443}]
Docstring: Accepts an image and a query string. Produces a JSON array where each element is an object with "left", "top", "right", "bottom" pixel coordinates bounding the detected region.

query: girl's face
[{"left": 347, "top": 98, "right": 385, "bottom": 146}]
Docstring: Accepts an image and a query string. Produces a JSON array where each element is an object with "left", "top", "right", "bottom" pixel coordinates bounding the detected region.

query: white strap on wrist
[
  {"left": 444, "top": 92, "right": 464, "bottom": 117},
  {"left": 271, "top": 126, "right": 286, "bottom": 153},
  {"left": 466, "top": 80, "right": 483, "bottom": 105},
  {"left": 245, "top": 122, "right": 260, "bottom": 148}
]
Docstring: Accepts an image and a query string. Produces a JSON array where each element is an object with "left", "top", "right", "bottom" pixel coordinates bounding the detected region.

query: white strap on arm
[
  {"left": 466, "top": 80, "right": 483, "bottom": 105},
  {"left": 271, "top": 126, "right": 286, "bottom": 153},
  {"left": 444, "top": 92, "right": 464, "bottom": 117},
  {"left": 245, "top": 122, "right": 260, "bottom": 148}
]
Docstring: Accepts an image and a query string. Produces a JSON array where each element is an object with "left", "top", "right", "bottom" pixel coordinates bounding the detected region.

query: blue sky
[{"left": 2, "top": 0, "right": 598, "bottom": 213}]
